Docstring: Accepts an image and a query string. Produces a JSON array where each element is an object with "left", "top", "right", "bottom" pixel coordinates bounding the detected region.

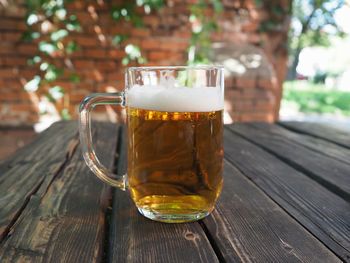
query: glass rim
[{"left": 126, "top": 65, "right": 224, "bottom": 71}]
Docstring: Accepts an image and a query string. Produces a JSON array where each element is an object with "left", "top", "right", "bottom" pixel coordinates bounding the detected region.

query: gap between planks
[{"left": 0, "top": 134, "right": 79, "bottom": 244}]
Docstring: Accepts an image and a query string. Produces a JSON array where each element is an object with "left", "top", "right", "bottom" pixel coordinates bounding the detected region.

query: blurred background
[{"left": 0, "top": 0, "right": 348, "bottom": 158}]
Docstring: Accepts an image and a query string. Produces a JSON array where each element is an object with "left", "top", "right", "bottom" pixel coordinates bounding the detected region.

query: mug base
[{"left": 137, "top": 207, "right": 211, "bottom": 223}]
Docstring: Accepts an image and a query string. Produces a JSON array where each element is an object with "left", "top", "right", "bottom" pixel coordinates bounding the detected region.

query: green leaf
[
  {"left": 209, "top": 0, "right": 223, "bottom": 13},
  {"left": 61, "top": 109, "right": 71, "bottom": 120},
  {"left": 51, "top": 29, "right": 68, "bottom": 41},
  {"left": 65, "top": 15, "right": 81, "bottom": 31},
  {"left": 26, "top": 13, "right": 39, "bottom": 25},
  {"left": 66, "top": 41, "right": 80, "bottom": 54},
  {"left": 122, "top": 57, "right": 129, "bottom": 65},
  {"left": 21, "top": 31, "right": 40, "bottom": 42},
  {"left": 40, "top": 62, "right": 49, "bottom": 71},
  {"left": 137, "top": 57, "right": 147, "bottom": 64},
  {"left": 38, "top": 41, "right": 57, "bottom": 54},
  {"left": 44, "top": 66, "right": 62, "bottom": 82},
  {"left": 112, "top": 34, "right": 129, "bottom": 45},
  {"left": 48, "top": 85, "right": 64, "bottom": 100},
  {"left": 55, "top": 8, "right": 67, "bottom": 20},
  {"left": 125, "top": 44, "right": 141, "bottom": 59},
  {"left": 68, "top": 73, "right": 80, "bottom": 82},
  {"left": 27, "top": 55, "right": 41, "bottom": 65},
  {"left": 24, "top": 75, "right": 41, "bottom": 92}
]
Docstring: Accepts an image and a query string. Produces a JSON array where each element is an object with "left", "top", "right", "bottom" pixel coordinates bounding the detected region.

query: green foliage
[
  {"left": 289, "top": 0, "right": 345, "bottom": 55},
  {"left": 188, "top": 0, "right": 222, "bottom": 64},
  {"left": 110, "top": 0, "right": 166, "bottom": 65},
  {"left": 282, "top": 81, "right": 350, "bottom": 116},
  {"left": 23, "top": 0, "right": 82, "bottom": 118},
  {"left": 18, "top": 0, "right": 221, "bottom": 120}
]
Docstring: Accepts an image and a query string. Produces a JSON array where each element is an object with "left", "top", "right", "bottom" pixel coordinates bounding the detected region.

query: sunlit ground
[{"left": 279, "top": 81, "right": 350, "bottom": 130}]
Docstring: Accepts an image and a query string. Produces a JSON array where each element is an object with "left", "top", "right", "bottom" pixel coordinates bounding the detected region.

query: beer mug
[{"left": 79, "top": 66, "right": 224, "bottom": 223}]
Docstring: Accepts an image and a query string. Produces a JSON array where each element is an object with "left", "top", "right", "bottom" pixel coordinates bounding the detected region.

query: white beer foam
[{"left": 127, "top": 85, "right": 223, "bottom": 112}]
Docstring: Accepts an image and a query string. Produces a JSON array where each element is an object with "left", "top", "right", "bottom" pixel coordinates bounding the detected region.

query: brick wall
[{"left": 0, "top": 0, "right": 289, "bottom": 126}]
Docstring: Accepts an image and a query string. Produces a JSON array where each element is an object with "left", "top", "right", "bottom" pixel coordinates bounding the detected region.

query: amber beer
[{"left": 126, "top": 105, "right": 223, "bottom": 222}]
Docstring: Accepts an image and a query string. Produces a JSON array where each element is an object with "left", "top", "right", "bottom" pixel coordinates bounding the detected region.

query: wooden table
[{"left": 0, "top": 121, "right": 349, "bottom": 262}]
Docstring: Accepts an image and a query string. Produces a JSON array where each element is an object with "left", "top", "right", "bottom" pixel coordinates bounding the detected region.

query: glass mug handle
[{"left": 79, "top": 92, "right": 127, "bottom": 190}]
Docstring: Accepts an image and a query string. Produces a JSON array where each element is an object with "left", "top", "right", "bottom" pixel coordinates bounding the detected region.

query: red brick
[
  {"left": 96, "top": 61, "right": 116, "bottom": 71},
  {"left": 109, "top": 49, "right": 125, "bottom": 59},
  {"left": 107, "top": 72, "right": 124, "bottom": 81},
  {"left": 85, "top": 48, "right": 106, "bottom": 59},
  {"left": 76, "top": 82, "right": 94, "bottom": 92},
  {"left": 53, "top": 80, "right": 75, "bottom": 91},
  {"left": 257, "top": 77, "right": 277, "bottom": 90},
  {"left": 130, "top": 28, "right": 151, "bottom": 37},
  {"left": 173, "top": 30, "right": 192, "bottom": 39},
  {"left": 4, "top": 80, "right": 25, "bottom": 90},
  {"left": 69, "top": 49, "right": 84, "bottom": 58},
  {"left": 142, "top": 16, "right": 160, "bottom": 27},
  {"left": 84, "top": 70, "right": 103, "bottom": 81},
  {"left": 242, "top": 22, "right": 260, "bottom": 32},
  {"left": 5, "top": 57, "right": 28, "bottom": 66},
  {"left": 2, "top": 5, "right": 27, "bottom": 18},
  {"left": 65, "top": 1, "right": 85, "bottom": 10},
  {"left": 159, "top": 41, "right": 188, "bottom": 51},
  {"left": 242, "top": 0, "right": 256, "bottom": 9},
  {"left": 109, "top": 27, "right": 129, "bottom": 35},
  {"left": 3, "top": 32, "right": 23, "bottom": 42},
  {"left": 1, "top": 113, "right": 23, "bottom": 121},
  {"left": 95, "top": 85, "right": 124, "bottom": 95},
  {"left": 75, "top": 11, "right": 94, "bottom": 23},
  {"left": 254, "top": 100, "right": 275, "bottom": 111},
  {"left": 224, "top": 90, "right": 241, "bottom": 100},
  {"left": 18, "top": 44, "right": 38, "bottom": 55},
  {"left": 74, "top": 59, "right": 95, "bottom": 69},
  {"left": 0, "top": 18, "right": 17, "bottom": 29},
  {"left": 0, "top": 68, "right": 18, "bottom": 78},
  {"left": 240, "top": 112, "right": 274, "bottom": 122},
  {"left": 247, "top": 33, "right": 261, "bottom": 44},
  {"left": 148, "top": 51, "right": 184, "bottom": 61},
  {"left": 140, "top": 39, "right": 159, "bottom": 50},
  {"left": 235, "top": 100, "right": 253, "bottom": 111},
  {"left": 11, "top": 103, "right": 38, "bottom": 113},
  {"left": 20, "top": 69, "right": 40, "bottom": 79},
  {"left": 236, "top": 77, "right": 256, "bottom": 89},
  {"left": 75, "top": 36, "right": 99, "bottom": 47},
  {"left": 0, "top": 92, "right": 22, "bottom": 101},
  {"left": 69, "top": 93, "right": 87, "bottom": 103},
  {"left": 241, "top": 88, "right": 258, "bottom": 99},
  {"left": 25, "top": 114, "right": 40, "bottom": 122}
]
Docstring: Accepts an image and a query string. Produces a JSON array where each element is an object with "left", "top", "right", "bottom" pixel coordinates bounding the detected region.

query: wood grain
[
  {"left": 279, "top": 121, "right": 350, "bottom": 149},
  {"left": 109, "top": 126, "right": 220, "bottom": 263},
  {"left": 0, "top": 121, "right": 119, "bottom": 263},
  {"left": 0, "top": 121, "right": 78, "bottom": 241},
  {"left": 255, "top": 122, "right": 350, "bottom": 165},
  {"left": 202, "top": 160, "right": 341, "bottom": 263},
  {"left": 229, "top": 123, "right": 350, "bottom": 201},
  {"left": 223, "top": 126, "right": 350, "bottom": 261}
]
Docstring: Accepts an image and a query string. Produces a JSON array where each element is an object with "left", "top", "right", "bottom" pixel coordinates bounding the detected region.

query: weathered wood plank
[
  {"left": 202, "top": 160, "right": 341, "bottom": 263},
  {"left": 223, "top": 126, "right": 350, "bottom": 261},
  {"left": 229, "top": 123, "right": 350, "bottom": 201},
  {"left": 0, "top": 121, "right": 78, "bottom": 241},
  {"left": 0, "top": 122, "right": 119, "bottom": 263},
  {"left": 254, "top": 122, "right": 350, "bottom": 165},
  {"left": 279, "top": 121, "right": 350, "bottom": 149},
  {"left": 109, "top": 126, "right": 220, "bottom": 263}
]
